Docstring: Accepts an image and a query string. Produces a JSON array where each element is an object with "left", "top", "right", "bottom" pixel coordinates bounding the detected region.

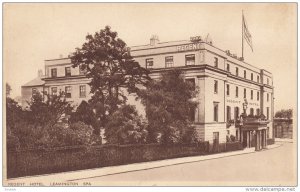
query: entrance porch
[{"left": 240, "top": 120, "right": 269, "bottom": 151}]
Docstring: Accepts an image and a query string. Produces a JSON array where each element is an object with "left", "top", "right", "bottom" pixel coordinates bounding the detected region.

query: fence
[
  {"left": 7, "top": 141, "right": 243, "bottom": 178},
  {"left": 7, "top": 142, "right": 208, "bottom": 178},
  {"left": 208, "top": 141, "right": 243, "bottom": 153},
  {"left": 267, "top": 138, "right": 275, "bottom": 145}
]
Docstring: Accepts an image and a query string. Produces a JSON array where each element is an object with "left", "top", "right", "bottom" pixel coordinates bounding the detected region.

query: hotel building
[{"left": 21, "top": 35, "right": 274, "bottom": 148}]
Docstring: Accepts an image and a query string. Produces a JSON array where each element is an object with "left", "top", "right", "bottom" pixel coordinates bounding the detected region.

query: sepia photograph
[{"left": 2, "top": 2, "right": 298, "bottom": 189}]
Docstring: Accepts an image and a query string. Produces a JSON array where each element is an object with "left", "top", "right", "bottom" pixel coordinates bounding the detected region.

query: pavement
[
  {"left": 275, "top": 138, "right": 294, "bottom": 143},
  {"left": 4, "top": 142, "right": 284, "bottom": 186}
]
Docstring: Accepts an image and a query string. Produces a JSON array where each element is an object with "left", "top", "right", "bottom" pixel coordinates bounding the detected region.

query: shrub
[{"left": 105, "top": 105, "right": 148, "bottom": 144}]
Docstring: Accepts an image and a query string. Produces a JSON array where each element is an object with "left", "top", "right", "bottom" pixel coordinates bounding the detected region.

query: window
[
  {"left": 214, "top": 57, "right": 218, "bottom": 68},
  {"left": 250, "top": 108, "right": 254, "bottom": 116},
  {"left": 251, "top": 73, "right": 253, "bottom": 81},
  {"left": 267, "top": 78, "right": 269, "bottom": 85},
  {"left": 51, "top": 87, "right": 57, "bottom": 95},
  {"left": 267, "top": 93, "right": 269, "bottom": 102},
  {"left": 185, "top": 54, "right": 195, "bottom": 66},
  {"left": 226, "top": 84, "right": 230, "bottom": 96},
  {"left": 65, "top": 86, "right": 72, "bottom": 98},
  {"left": 267, "top": 107, "right": 270, "bottom": 120},
  {"left": 234, "top": 107, "right": 240, "bottom": 120},
  {"left": 235, "top": 86, "right": 239, "bottom": 97},
  {"left": 213, "top": 132, "right": 219, "bottom": 144},
  {"left": 257, "top": 75, "right": 260, "bottom": 83},
  {"left": 79, "top": 85, "right": 86, "bottom": 98},
  {"left": 185, "top": 78, "right": 196, "bottom": 91},
  {"left": 32, "top": 88, "right": 37, "bottom": 96},
  {"left": 235, "top": 67, "right": 239, "bottom": 76},
  {"left": 214, "top": 80, "right": 218, "bottom": 94},
  {"left": 213, "top": 102, "right": 219, "bottom": 122},
  {"left": 51, "top": 68, "right": 57, "bottom": 77},
  {"left": 79, "top": 67, "right": 87, "bottom": 75},
  {"left": 65, "top": 67, "right": 71, "bottom": 77},
  {"left": 165, "top": 56, "right": 174, "bottom": 68},
  {"left": 244, "top": 88, "right": 246, "bottom": 99},
  {"left": 227, "top": 130, "right": 230, "bottom": 135},
  {"left": 226, "top": 106, "right": 231, "bottom": 121},
  {"left": 257, "top": 91, "right": 260, "bottom": 101},
  {"left": 244, "top": 70, "right": 246, "bottom": 78},
  {"left": 226, "top": 64, "right": 230, "bottom": 72},
  {"left": 256, "top": 108, "right": 260, "bottom": 116},
  {"left": 251, "top": 90, "right": 253, "bottom": 100},
  {"left": 146, "top": 58, "right": 154, "bottom": 69}
]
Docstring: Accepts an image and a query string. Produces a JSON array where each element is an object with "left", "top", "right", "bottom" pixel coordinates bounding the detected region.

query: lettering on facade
[
  {"left": 247, "top": 102, "right": 259, "bottom": 106},
  {"left": 226, "top": 99, "right": 259, "bottom": 106},
  {"left": 177, "top": 43, "right": 203, "bottom": 52},
  {"left": 226, "top": 99, "right": 241, "bottom": 104}
]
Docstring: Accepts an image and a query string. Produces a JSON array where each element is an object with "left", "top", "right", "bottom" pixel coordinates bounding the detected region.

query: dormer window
[
  {"left": 65, "top": 67, "right": 71, "bottom": 77},
  {"left": 146, "top": 58, "right": 154, "bottom": 69},
  {"left": 185, "top": 54, "right": 195, "bottom": 66},
  {"left": 51, "top": 68, "right": 57, "bottom": 78},
  {"left": 214, "top": 57, "right": 218, "bottom": 68},
  {"left": 235, "top": 67, "right": 239, "bottom": 76}
]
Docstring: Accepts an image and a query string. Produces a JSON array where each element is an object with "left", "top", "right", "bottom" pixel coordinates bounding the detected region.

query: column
[
  {"left": 264, "top": 129, "right": 267, "bottom": 148},
  {"left": 247, "top": 131, "right": 250, "bottom": 148},
  {"left": 255, "top": 132, "right": 259, "bottom": 151},
  {"left": 241, "top": 130, "right": 243, "bottom": 143},
  {"left": 258, "top": 131, "right": 261, "bottom": 150}
]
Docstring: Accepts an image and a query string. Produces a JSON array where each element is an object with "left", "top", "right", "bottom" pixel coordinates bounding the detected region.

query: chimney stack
[
  {"left": 38, "top": 69, "right": 43, "bottom": 77},
  {"left": 150, "top": 35, "right": 159, "bottom": 46}
]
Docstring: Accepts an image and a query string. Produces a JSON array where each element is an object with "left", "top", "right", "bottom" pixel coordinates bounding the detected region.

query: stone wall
[{"left": 274, "top": 118, "right": 293, "bottom": 139}]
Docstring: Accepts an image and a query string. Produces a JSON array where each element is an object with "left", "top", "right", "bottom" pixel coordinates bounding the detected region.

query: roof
[
  {"left": 130, "top": 40, "right": 189, "bottom": 51},
  {"left": 22, "top": 76, "right": 45, "bottom": 87}
]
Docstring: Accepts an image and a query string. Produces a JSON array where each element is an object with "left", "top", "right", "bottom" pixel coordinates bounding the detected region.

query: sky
[{"left": 3, "top": 3, "right": 297, "bottom": 112}]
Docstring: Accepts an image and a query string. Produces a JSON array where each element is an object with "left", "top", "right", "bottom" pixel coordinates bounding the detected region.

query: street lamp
[{"left": 243, "top": 98, "right": 248, "bottom": 115}]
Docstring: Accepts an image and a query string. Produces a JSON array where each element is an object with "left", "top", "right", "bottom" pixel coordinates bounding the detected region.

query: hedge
[
  {"left": 7, "top": 141, "right": 243, "bottom": 178},
  {"left": 7, "top": 142, "right": 207, "bottom": 178}
]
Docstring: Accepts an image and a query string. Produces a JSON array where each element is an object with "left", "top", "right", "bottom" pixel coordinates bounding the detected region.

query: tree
[
  {"left": 140, "top": 69, "right": 198, "bottom": 144},
  {"left": 105, "top": 105, "right": 148, "bottom": 144},
  {"left": 275, "top": 109, "right": 293, "bottom": 119},
  {"left": 26, "top": 91, "right": 73, "bottom": 127},
  {"left": 70, "top": 26, "right": 150, "bottom": 127},
  {"left": 6, "top": 83, "right": 12, "bottom": 97},
  {"left": 69, "top": 100, "right": 99, "bottom": 133}
]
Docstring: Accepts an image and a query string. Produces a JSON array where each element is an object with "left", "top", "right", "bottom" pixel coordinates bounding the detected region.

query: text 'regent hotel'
[{"left": 21, "top": 35, "right": 274, "bottom": 149}]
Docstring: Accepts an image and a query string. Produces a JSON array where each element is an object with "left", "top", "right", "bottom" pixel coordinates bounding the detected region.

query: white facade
[
  {"left": 21, "top": 36, "right": 274, "bottom": 144},
  {"left": 130, "top": 36, "right": 274, "bottom": 143}
]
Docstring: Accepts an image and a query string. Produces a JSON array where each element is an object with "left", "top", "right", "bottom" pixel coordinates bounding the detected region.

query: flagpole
[{"left": 242, "top": 10, "right": 244, "bottom": 59}]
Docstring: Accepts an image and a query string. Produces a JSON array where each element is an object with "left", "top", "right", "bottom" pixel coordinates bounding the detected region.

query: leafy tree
[
  {"left": 105, "top": 105, "right": 148, "bottom": 144},
  {"left": 70, "top": 100, "right": 100, "bottom": 134},
  {"left": 26, "top": 91, "right": 73, "bottom": 127},
  {"left": 70, "top": 26, "right": 150, "bottom": 127},
  {"left": 6, "top": 83, "right": 11, "bottom": 97},
  {"left": 139, "top": 69, "right": 198, "bottom": 144},
  {"left": 275, "top": 109, "right": 293, "bottom": 119}
]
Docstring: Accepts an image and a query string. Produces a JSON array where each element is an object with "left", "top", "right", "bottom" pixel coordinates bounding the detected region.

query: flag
[{"left": 243, "top": 13, "right": 253, "bottom": 52}]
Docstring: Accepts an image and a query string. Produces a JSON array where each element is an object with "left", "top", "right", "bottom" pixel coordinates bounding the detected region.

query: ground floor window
[
  {"left": 250, "top": 108, "right": 254, "bottom": 116},
  {"left": 234, "top": 107, "right": 240, "bottom": 120},
  {"left": 213, "top": 102, "right": 219, "bottom": 122},
  {"left": 79, "top": 85, "right": 86, "bottom": 98},
  {"left": 65, "top": 86, "right": 72, "bottom": 98},
  {"left": 213, "top": 132, "right": 219, "bottom": 144},
  {"left": 226, "top": 106, "right": 231, "bottom": 121}
]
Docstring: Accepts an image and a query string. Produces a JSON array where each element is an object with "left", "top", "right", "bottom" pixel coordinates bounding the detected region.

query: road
[{"left": 75, "top": 142, "right": 297, "bottom": 186}]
